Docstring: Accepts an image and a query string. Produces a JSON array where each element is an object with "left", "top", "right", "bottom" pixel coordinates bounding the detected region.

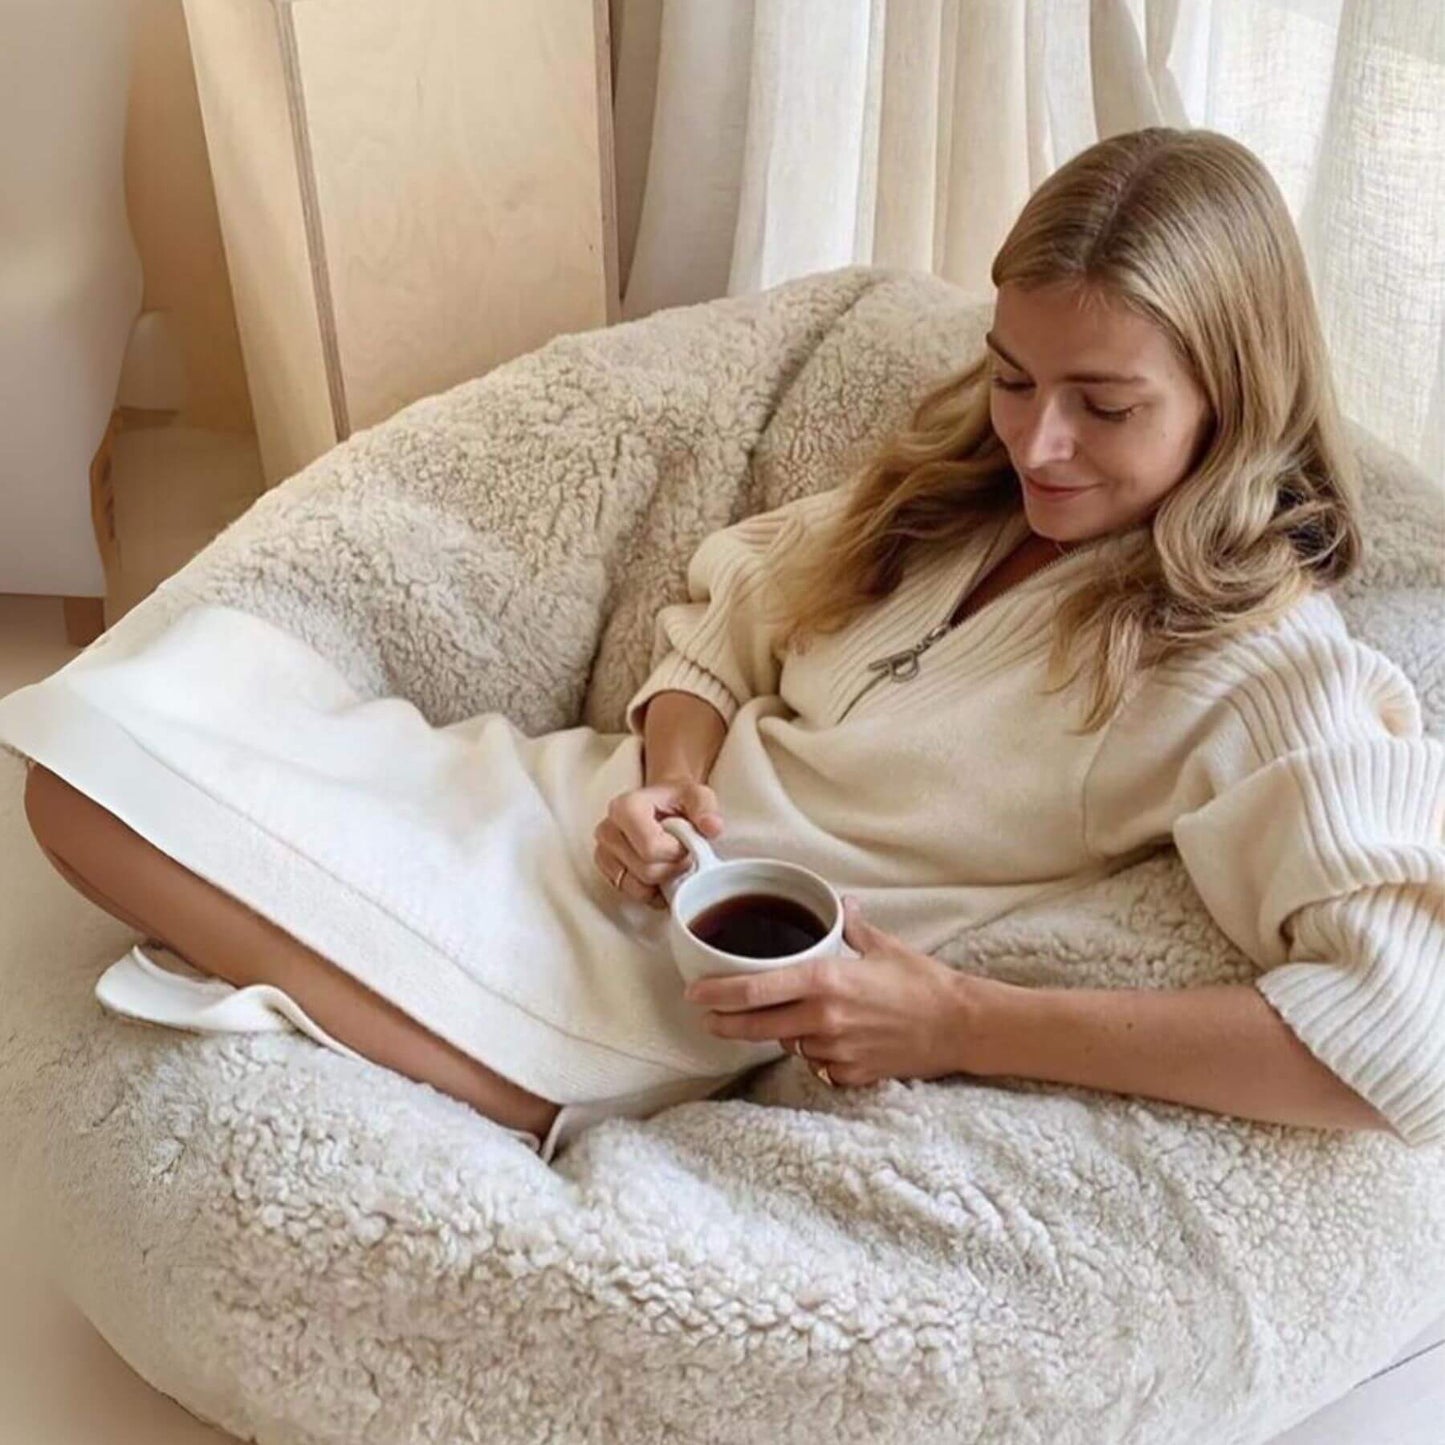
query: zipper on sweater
[
  {"left": 837, "top": 544, "right": 1078, "bottom": 721},
  {"left": 863, "top": 619, "right": 955, "bottom": 684}
]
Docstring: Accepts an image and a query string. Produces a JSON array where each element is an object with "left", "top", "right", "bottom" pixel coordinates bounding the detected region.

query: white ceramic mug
[{"left": 659, "top": 816, "right": 846, "bottom": 986}]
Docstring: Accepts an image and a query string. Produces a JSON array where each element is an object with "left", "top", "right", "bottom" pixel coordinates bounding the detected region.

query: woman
[{"left": 15, "top": 127, "right": 1444, "bottom": 1160}]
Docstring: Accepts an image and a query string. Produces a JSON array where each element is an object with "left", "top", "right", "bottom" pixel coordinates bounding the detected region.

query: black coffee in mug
[{"left": 685, "top": 892, "right": 829, "bottom": 959}]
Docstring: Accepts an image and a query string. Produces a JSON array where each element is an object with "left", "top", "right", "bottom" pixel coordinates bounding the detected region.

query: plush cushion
[{"left": 2, "top": 266, "right": 1442, "bottom": 1445}]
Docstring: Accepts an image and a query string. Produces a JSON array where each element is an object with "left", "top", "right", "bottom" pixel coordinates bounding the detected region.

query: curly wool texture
[{"left": 1, "top": 265, "right": 1442, "bottom": 1445}]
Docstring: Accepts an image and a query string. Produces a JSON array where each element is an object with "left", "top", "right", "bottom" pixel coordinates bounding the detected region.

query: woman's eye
[
  {"left": 990, "top": 373, "right": 1135, "bottom": 423},
  {"left": 1084, "top": 401, "right": 1136, "bottom": 423}
]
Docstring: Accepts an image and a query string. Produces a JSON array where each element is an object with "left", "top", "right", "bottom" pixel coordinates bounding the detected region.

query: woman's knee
[
  {"left": 24, "top": 762, "right": 79, "bottom": 865},
  {"left": 23, "top": 764, "right": 155, "bottom": 933},
  {"left": 24, "top": 763, "right": 117, "bottom": 880},
  {"left": 25, "top": 763, "right": 142, "bottom": 878}
]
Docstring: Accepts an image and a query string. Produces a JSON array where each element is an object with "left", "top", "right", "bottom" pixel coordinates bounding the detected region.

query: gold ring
[
  {"left": 811, "top": 1060, "right": 836, "bottom": 1088},
  {"left": 612, "top": 863, "right": 627, "bottom": 891}
]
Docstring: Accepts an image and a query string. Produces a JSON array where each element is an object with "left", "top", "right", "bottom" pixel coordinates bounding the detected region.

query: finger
[
  {"left": 792, "top": 1037, "right": 840, "bottom": 1065},
  {"left": 683, "top": 956, "right": 828, "bottom": 1013},
  {"left": 703, "top": 1001, "right": 816, "bottom": 1043},
  {"left": 677, "top": 782, "right": 724, "bottom": 836},
  {"left": 597, "top": 819, "right": 687, "bottom": 885},
  {"left": 841, "top": 896, "right": 888, "bottom": 952},
  {"left": 594, "top": 844, "right": 664, "bottom": 905},
  {"left": 607, "top": 793, "right": 687, "bottom": 863},
  {"left": 617, "top": 869, "right": 662, "bottom": 905},
  {"left": 592, "top": 843, "right": 629, "bottom": 889}
]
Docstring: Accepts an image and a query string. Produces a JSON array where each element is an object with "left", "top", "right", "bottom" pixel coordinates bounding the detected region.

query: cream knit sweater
[{"left": 624, "top": 486, "right": 1445, "bottom": 1147}]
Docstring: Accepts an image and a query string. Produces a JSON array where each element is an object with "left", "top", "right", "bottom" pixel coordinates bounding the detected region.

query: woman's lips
[{"left": 1023, "top": 472, "right": 1095, "bottom": 499}]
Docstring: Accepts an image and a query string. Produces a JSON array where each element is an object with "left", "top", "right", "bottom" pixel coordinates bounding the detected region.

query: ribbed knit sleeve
[
  {"left": 1083, "top": 597, "right": 1445, "bottom": 1146},
  {"left": 623, "top": 488, "right": 842, "bottom": 737}
]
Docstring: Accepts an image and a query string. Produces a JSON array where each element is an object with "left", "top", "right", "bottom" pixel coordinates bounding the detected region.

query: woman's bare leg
[{"left": 23, "top": 763, "right": 561, "bottom": 1141}]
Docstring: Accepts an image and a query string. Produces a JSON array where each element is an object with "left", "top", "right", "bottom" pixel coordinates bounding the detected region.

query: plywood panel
[
  {"left": 290, "top": 0, "right": 617, "bottom": 432},
  {"left": 126, "top": 0, "right": 256, "bottom": 435},
  {"left": 180, "top": 0, "right": 338, "bottom": 487}
]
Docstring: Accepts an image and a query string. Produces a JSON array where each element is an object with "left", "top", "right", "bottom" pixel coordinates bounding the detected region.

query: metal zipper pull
[
  {"left": 840, "top": 620, "right": 952, "bottom": 721},
  {"left": 841, "top": 530, "right": 1083, "bottom": 721},
  {"left": 865, "top": 620, "right": 953, "bottom": 683}
]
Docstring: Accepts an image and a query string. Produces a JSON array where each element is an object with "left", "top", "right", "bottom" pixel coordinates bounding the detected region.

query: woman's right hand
[{"left": 593, "top": 778, "right": 725, "bottom": 911}]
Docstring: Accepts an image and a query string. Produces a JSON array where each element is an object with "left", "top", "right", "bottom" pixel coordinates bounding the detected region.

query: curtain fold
[{"left": 614, "top": 0, "right": 1442, "bottom": 472}]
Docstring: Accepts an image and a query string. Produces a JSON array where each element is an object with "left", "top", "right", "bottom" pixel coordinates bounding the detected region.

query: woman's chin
[
  {"left": 1022, "top": 495, "right": 1118, "bottom": 546},
  {"left": 1022, "top": 502, "right": 1085, "bottom": 544}
]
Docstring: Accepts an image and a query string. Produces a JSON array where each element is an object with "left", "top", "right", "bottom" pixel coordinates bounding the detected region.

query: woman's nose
[{"left": 1011, "top": 397, "right": 1077, "bottom": 469}]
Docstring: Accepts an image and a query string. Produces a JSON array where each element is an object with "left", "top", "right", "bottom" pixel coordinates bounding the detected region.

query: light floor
[
  {"left": 1, "top": 447, "right": 1441, "bottom": 1443},
  {"left": 0, "top": 620, "right": 237, "bottom": 1444},
  {"left": 1, "top": 425, "right": 255, "bottom": 1445}
]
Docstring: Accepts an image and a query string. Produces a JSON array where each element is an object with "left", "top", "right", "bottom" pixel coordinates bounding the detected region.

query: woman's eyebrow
[{"left": 984, "top": 331, "right": 1147, "bottom": 385}]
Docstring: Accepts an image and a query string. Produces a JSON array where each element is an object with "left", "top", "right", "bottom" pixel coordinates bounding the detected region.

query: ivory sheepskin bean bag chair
[{"left": 2, "top": 266, "right": 1443, "bottom": 1445}]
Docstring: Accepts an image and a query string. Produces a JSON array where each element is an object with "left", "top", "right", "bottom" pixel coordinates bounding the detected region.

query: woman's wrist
[
  {"left": 646, "top": 769, "right": 708, "bottom": 789},
  {"left": 946, "top": 970, "right": 1031, "bottom": 1079},
  {"left": 641, "top": 690, "right": 728, "bottom": 787}
]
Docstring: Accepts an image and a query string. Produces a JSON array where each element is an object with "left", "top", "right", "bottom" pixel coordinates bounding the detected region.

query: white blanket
[
  {"left": 1, "top": 265, "right": 1442, "bottom": 1445},
  {"left": 0, "top": 596, "right": 778, "bottom": 1102}
]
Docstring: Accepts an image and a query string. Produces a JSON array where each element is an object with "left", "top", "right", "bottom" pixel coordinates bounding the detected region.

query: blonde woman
[{"left": 17, "top": 127, "right": 1444, "bottom": 1158}]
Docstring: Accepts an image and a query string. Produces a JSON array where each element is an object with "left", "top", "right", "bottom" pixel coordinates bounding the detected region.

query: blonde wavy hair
[{"left": 766, "top": 126, "right": 1362, "bottom": 730}]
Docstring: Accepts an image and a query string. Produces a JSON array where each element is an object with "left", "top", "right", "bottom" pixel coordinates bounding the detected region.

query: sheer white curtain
[{"left": 613, "top": 0, "right": 1444, "bottom": 474}]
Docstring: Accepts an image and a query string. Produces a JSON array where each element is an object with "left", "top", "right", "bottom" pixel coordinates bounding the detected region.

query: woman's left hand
[{"left": 683, "top": 896, "right": 989, "bottom": 1086}]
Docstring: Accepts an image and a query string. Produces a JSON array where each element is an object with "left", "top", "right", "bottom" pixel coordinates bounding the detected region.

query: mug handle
[{"left": 658, "top": 816, "right": 719, "bottom": 906}]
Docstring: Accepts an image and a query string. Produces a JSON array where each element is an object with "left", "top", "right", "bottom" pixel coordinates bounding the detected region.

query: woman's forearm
[
  {"left": 641, "top": 690, "right": 729, "bottom": 786},
  {"left": 968, "top": 978, "right": 1395, "bottom": 1136}
]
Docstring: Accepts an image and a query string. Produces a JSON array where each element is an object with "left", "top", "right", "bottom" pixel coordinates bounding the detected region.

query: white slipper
[
  {"left": 95, "top": 943, "right": 366, "bottom": 1063},
  {"left": 94, "top": 944, "right": 547, "bottom": 1155}
]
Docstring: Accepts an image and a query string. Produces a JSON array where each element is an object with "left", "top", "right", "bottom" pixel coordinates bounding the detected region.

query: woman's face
[{"left": 987, "top": 281, "right": 1213, "bottom": 544}]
